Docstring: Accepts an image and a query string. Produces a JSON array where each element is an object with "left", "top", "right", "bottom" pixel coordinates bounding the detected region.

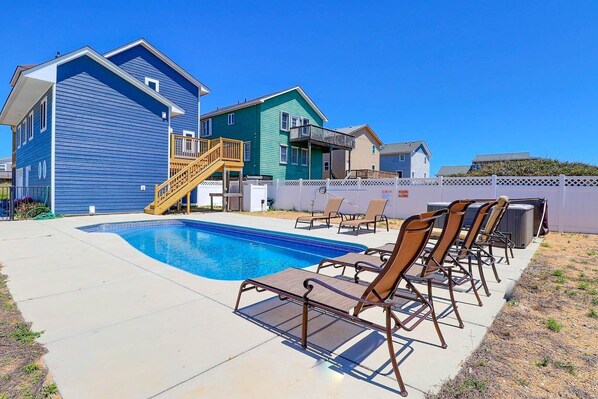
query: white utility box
[{"left": 243, "top": 184, "right": 268, "bottom": 212}]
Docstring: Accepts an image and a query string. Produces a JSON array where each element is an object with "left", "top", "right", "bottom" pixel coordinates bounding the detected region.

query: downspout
[{"left": 11, "top": 126, "right": 16, "bottom": 184}]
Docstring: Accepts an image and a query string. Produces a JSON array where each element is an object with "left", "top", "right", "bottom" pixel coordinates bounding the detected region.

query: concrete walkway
[{"left": 0, "top": 213, "right": 539, "bottom": 398}]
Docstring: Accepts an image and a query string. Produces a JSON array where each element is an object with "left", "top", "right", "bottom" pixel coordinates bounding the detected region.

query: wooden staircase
[{"left": 145, "top": 137, "right": 243, "bottom": 215}]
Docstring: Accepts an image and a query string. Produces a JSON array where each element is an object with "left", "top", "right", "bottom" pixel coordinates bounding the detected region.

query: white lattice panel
[
  {"left": 443, "top": 177, "right": 492, "bottom": 186},
  {"left": 565, "top": 176, "right": 598, "bottom": 187},
  {"left": 496, "top": 176, "right": 559, "bottom": 187}
]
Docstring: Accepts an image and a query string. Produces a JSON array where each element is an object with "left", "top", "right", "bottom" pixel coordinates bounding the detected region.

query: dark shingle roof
[
  {"left": 380, "top": 140, "right": 431, "bottom": 157},
  {"left": 472, "top": 152, "right": 532, "bottom": 163},
  {"left": 436, "top": 165, "right": 471, "bottom": 176}
]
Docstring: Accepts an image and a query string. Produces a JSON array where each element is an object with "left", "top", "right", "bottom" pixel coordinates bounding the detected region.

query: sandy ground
[{"left": 431, "top": 233, "right": 598, "bottom": 398}]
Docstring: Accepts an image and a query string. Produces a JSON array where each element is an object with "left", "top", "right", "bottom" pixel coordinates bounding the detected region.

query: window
[
  {"left": 200, "top": 118, "right": 212, "bottom": 137},
  {"left": 300, "top": 148, "right": 308, "bottom": 166},
  {"left": 372, "top": 145, "right": 376, "bottom": 154},
  {"left": 424, "top": 173, "right": 427, "bottom": 178},
  {"left": 399, "top": 154, "right": 406, "bottom": 161},
  {"left": 302, "top": 118, "right": 310, "bottom": 126},
  {"left": 280, "top": 112, "right": 290, "bottom": 131},
  {"left": 411, "top": 172, "right": 415, "bottom": 178},
  {"left": 291, "top": 115, "right": 299, "bottom": 128},
  {"left": 40, "top": 97, "right": 47, "bottom": 132},
  {"left": 17, "top": 125, "right": 21, "bottom": 148},
  {"left": 424, "top": 157, "right": 427, "bottom": 164},
  {"left": 243, "top": 141, "right": 251, "bottom": 162},
  {"left": 144, "top": 77, "right": 159, "bottom": 92},
  {"left": 396, "top": 171, "right": 403, "bottom": 178},
  {"left": 227, "top": 113, "right": 235, "bottom": 125},
  {"left": 279, "top": 144, "right": 288, "bottom": 164},
  {"left": 291, "top": 147, "right": 299, "bottom": 165},
  {"left": 324, "top": 161, "right": 330, "bottom": 172},
  {"left": 21, "top": 122, "right": 26, "bottom": 145},
  {"left": 27, "top": 112, "right": 34, "bottom": 141},
  {"left": 372, "top": 164, "right": 376, "bottom": 171}
]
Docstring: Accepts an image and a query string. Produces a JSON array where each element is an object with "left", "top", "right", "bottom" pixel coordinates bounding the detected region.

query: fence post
[
  {"left": 492, "top": 175, "right": 497, "bottom": 197},
  {"left": 356, "top": 177, "right": 361, "bottom": 212},
  {"left": 9, "top": 186, "right": 14, "bottom": 221},
  {"left": 326, "top": 178, "right": 330, "bottom": 192},
  {"left": 438, "top": 176, "right": 444, "bottom": 201},
  {"left": 275, "top": 179, "right": 280, "bottom": 210},
  {"left": 393, "top": 177, "right": 399, "bottom": 219},
  {"left": 298, "top": 179, "right": 303, "bottom": 212},
  {"left": 559, "top": 174, "right": 565, "bottom": 233}
]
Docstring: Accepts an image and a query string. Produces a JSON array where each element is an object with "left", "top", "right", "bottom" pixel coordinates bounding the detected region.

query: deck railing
[
  {"left": 171, "top": 135, "right": 211, "bottom": 160},
  {"left": 348, "top": 169, "right": 402, "bottom": 179},
  {"left": 289, "top": 125, "right": 355, "bottom": 149}
]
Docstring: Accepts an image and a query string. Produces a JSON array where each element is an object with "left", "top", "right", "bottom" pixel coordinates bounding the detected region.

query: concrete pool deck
[{"left": 0, "top": 212, "right": 540, "bottom": 398}]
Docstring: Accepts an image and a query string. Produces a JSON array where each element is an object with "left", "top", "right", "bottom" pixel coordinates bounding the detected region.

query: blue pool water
[{"left": 80, "top": 220, "right": 365, "bottom": 280}]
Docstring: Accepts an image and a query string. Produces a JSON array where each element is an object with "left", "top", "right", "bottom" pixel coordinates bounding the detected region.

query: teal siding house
[{"left": 200, "top": 87, "right": 354, "bottom": 180}]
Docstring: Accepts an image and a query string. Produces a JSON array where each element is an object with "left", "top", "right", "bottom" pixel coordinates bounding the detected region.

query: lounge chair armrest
[
  {"left": 355, "top": 260, "right": 385, "bottom": 273},
  {"left": 302, "top": 278, "right": 388, "bottom": 308},
  {"left": 404, "top": 274, "right": 435, "bottom": 284}
]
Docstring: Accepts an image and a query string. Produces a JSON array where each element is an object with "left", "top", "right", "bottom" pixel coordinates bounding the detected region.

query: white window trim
[
  {"left": 144, "top": 77, "right": 160, "bottom": 92},
  {"left": 182, "top": 130, "right": 195, "bottom": 153},
  {"left": 301, "top": 148, "right": 308, "bottom": 166},
  {"left": 399, "top": 154, "right": 406, "bottom": 161},
  {"left": 371, "top": 145, "right": 376, "bottom": 154},
  {"left": 372, "top": 164, "right": 376, "bottom": 170},
  {"left": 200, "top": 118, "right": 212, "bottom": 137},
  {"left": 279, "top": 144, "right": 288, "bottom": 164},
  {"left": 40, "top": 97, "right": 48, "bottom": 133},
  {"left": 291, "top": 115, "right": 299, "bottom": 128},
  {"left": 27, "top": 112, "right": 34, "bottom": 141},
  {"left": 22, "top": 122, "right": 26, "bottom": 146},
  {"left": 227, "top": 113, "right": 235, "bottom": 126},
  {"left": 323, "top": 161, "right": 329, "bottom": 171},
  {"left": 17, "top": 125, "right": 21, "bottom": 149},
  {"left": 291, "top": 146, "right": 299, "bottom": 165},
  {"left": 280, "top": 111, "right": 290, "bottom": 132},
  {"left": 243, "top": 141, "right": 251, "bottom": 162}
]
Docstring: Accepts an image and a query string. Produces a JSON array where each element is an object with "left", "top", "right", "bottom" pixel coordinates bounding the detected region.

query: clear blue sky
[{"left": 2, "top": 0, "right": 597, "bottom": 174}]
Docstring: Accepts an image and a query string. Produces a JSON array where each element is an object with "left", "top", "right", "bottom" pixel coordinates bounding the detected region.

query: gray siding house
[{"left": 379, "top": 141, "right": 431, "bottom": 178}]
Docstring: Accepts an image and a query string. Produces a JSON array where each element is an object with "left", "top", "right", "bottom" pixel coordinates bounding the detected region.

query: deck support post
[
  {"left": 308, "top": 141, "right": 312, "bottom": 179},
  {"left": 186, "top": 192, "right": 190, "bottom": 215},
  {"left": 239, "top": 170, "right": 244, "bottom": 211},
  {"left": 222, "top": 166, "right": 228, "bottom": 212}
]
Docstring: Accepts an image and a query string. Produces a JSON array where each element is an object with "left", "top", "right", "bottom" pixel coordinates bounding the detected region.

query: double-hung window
[
  {"left": 291, "top": 115, "right": 299, "bottom": 128},
  {"left": 227, "top": 113, "right": 235, "bottom": 125},
  {"left": 279, "top": 144, "right": 288, "bottom": 164},
  {"left": 399, "top": 154, "right": 406, "bottom": 161},
  {"left": 280, "top": 111, "right": 290, "bottom": 131},
  {"left": 371, "top": 145, "right": 376, "bottom": 154},
  {"left": 21, "top": 122, "right": 26, "bottom": 145},
  {"left": 200, "top": 118, "right": 212, "bottom": 137},
  {"left": 40, "top": 97, "right": 48, "bottom": 132},
  {"left": 243, "top": 141, "right": 251, "bottom": 162},
  {"left": 300, "top": 148, "right": 308, "bottom": 166},
  {"left": 27, "top": 112, "right": 34, "bottom": 141},
  {"left": 17, "top": 125, "right": 21, "bottom": 148},
  {"left": 291, "top": 147, "right": 299, "bottom": 165}
]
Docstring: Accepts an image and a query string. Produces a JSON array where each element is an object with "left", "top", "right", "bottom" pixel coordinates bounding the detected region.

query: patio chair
[
  {"left": 447, "top": 200, "right": 498, "bottom": 297},
  {"left": 337, "top": 198, "right": 389, "bottom": 235},
  {"left": 360, "top": 200, "right": 479, "bottom": 328},
  {"left": 294, "top": 197, "right": 344, "bottom": 230},
  {"left": 235, "top": 210, "right": 446, "bottom": 397},
  {"left": 478, "top": 196, "right": 514, "bottom": 264}
]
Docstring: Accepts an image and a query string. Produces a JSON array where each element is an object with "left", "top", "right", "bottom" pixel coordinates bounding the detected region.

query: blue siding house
[{"left": 0, "top": 39, "right": 210, "bottom": 214}]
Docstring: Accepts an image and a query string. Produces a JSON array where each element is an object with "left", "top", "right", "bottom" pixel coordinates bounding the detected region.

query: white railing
[{"left": 196, "top": 175, "right": 598, "bottom": 233}]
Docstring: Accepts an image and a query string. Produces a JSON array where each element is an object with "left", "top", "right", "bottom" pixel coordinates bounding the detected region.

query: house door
[
  {"left": 24, "top": 165, "right": 31, "bottom": 197},
  {"left": 15, "top": 168, "right": 23, "bottom": 198},
  {"left": 182, "top": 130, "right": 195, "bottom": 155}
]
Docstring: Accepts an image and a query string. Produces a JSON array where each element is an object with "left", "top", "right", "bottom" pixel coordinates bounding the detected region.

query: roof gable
[
  {"left": 104, "top": 39, "right": 210, "bottom": 96},
  {"left": 1, "top": 46, "right": 184, "bottom": 126},
  {"left": 202, "top": 86, "right": 328, "bottom": 122},
  {"left": 380, "top": 140, "right": 432, "bottom": 157},
  {"left": 333, "top": 124, "right": 382, "bottom": 146}
]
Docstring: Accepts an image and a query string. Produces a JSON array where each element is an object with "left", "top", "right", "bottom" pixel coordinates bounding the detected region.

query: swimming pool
[{"left": 80, "top": 220, "right": 365, "bottom": 280}]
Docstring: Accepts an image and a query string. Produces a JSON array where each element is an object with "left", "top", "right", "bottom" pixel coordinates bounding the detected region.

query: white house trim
[
  {"left": 104, "top": 38, "right": 211, "bottom": 96},
  {"left": 50, "top": 84, "right": 56, "bottom": 212}
]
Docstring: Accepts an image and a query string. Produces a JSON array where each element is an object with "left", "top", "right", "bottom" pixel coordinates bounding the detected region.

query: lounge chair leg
[
  {"left": 385, "top": 309, "right": 408, "bottom": 397},
  {"left": 490, "top": 254, "right": 501, "bottom": 283},
  {"left": 234, "top": 282, "right": 247, "bottom": 311},
  {"left": 447, "top": 269, "right": 464, "bottom": 328},
  {"left": 428, "top": 280, "right": 448, "bottom": 348},
  {"left": 301, "top": 302, "right": 309, "bottom": 349},
  {"left": 386, "top": 217, "right": 389, "bottom": 232},
  {"left": 476, "top": 251, "right": 491, "bottom": 297},
  {"left": 470, "top": 272, "right": 483, "bottom": 307}
]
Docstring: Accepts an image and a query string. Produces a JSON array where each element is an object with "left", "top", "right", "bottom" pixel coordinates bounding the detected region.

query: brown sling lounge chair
[
  {"left": 337, "top": 198, "right": 389, "bottom": 235},
  {"left": 362, "top": 200, "right": 479, "bottom": 328},
  {"left": 235, "top": 210, "right": 446, "bottom": 397},
  {"left": 476, "top": 196, "right": 511, "bottom": 264},
  {"left": 295, "top": 197, "right": 344, "bottom": 230}
]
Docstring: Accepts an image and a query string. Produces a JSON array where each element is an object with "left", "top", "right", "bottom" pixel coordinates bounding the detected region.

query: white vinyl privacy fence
[{"left": 197, "top": 175, "right": 598, "bottom": 234}]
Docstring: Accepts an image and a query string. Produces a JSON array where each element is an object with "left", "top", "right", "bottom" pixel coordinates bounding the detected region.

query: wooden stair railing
[{"left": 145, "top": 143, "right": 224, "bottom": 215}]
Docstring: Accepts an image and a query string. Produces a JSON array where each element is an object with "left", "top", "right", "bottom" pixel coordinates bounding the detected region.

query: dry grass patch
[
  {"left": 0, "top": 268, "right": 60, "bottom": 399},
  {"left": 431, "top": 233, "right": 598, "bottom": 398}
]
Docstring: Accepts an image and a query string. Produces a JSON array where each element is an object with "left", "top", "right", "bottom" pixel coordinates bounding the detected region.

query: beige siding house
[{"left": 322, "top": 125, "right": 383, "bottom": 178}]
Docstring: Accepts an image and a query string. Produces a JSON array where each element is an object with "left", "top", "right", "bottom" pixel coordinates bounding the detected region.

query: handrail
[{"left": 289, "top": 125, "right": 355, "bottom": 149}]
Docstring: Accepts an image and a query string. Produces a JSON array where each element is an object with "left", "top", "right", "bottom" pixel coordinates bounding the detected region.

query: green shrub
[{"left": 545, "top": 317, "right": 563, "bottom": 332}]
